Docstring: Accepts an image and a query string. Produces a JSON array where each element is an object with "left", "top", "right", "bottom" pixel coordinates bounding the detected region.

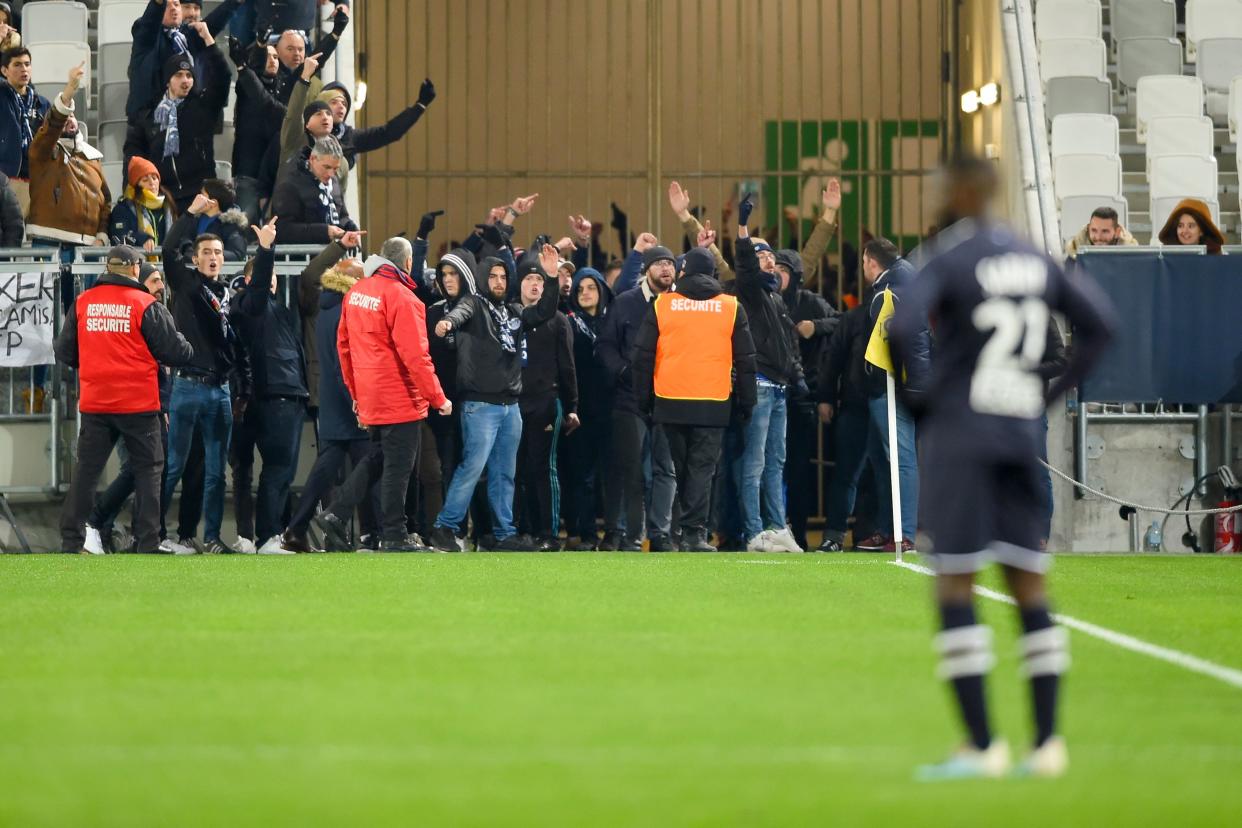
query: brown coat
[{"left": 26, "top": 98, "right": 111, "bottom": 246}]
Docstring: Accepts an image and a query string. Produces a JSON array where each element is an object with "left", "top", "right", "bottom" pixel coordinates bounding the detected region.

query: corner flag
[{"left": 864, "top": 288, "right": 896, "bottom": 373}]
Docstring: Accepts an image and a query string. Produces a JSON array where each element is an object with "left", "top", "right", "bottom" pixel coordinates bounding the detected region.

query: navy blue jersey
[{"left": 890, "top": 220, "right": 1115, "bottom": 461}]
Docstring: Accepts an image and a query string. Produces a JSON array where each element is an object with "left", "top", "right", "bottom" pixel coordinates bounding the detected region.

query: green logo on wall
[{"left": 764, "top": 120, "right": 941, "bottom": 254}]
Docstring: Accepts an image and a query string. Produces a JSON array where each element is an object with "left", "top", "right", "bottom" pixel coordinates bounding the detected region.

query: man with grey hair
[
  {"left": 269, "top": 135, "right": 358, "bottom": 245},
  {"left": 313, "top": 236, "right": 450, "bottom": 552}
]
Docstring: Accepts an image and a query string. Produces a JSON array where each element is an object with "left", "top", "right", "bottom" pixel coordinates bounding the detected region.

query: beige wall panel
[{"left": 360, "top": 0, "right": 947, "bottom": 258}]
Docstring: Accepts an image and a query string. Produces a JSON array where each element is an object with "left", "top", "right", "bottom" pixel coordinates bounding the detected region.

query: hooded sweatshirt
[
  {"left": 732, "top": 237, "right": 804, "bottom": 387},
  {"left": 440, "top": 252, "right": 559, "bottom": 405},
  {"left": 775, "top": 248, "right": 841, "bottom": 394},
  {"left": 567, "top": 268, "right": 615, "bottom": 417},
  {"left": 426, "top": 246, "right": 479, "bottom": 401}
]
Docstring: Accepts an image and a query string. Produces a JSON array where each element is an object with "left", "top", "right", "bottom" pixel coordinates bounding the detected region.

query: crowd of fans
[{"left": 0, "top": 1, "right": 1191, "bottom": 554}]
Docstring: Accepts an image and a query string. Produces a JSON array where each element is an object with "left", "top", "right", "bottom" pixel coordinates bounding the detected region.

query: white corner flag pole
[{"left": 886, "top": 371, "right": 903, "bottom": 564}]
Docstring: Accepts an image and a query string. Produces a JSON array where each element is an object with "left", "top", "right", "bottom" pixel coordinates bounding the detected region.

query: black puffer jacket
[
  {"left": 733, "top": 237, "right": 803, "bottom": 387},
  {"left": 233, "top": 64, "right": 284, "bottom": 180},
  {"left": 440, "top": 253, "right": 558, "bottom": 405},
  {"left": 229, "top": 246, "right": 307, "bottom": 400},
  {"left": 776, "top": 248, "right": 840, "bottom": 394},
  {"left": 269, "top": 147, "right": 356, "bottom": 244},
  {"left": 817, "top": 303, "right": 870, "bottom": 411}
]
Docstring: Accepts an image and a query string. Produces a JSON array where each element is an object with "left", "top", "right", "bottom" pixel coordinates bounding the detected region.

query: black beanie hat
[
  {"left": 641, "top": 245, "right": 675, "bottom": 272},
  {"left": 163, "top": 53, "right": 194, "bottom": 88},
  {"left": 303, "top": 100, "right": 332, "bottom": 125},
  {"left": 681, "top": 248, "right": 715, "bottom": 279}
]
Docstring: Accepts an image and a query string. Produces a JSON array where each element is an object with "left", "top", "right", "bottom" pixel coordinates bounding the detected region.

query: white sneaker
[
  {"left": 258, "top": 536, "right": 294, "bottom": 555},
  {"left": 769, "top": 526, "right": 804, "bottom": 553},
  {"left": 158, "top": 538, "right": 175, "bottom": 554},
  {"left": 746, "top": 530, "right": 780, "bottom": 552},
  {"left": 83, "top": 524, "right": 106, "bottom": 555},
  {"left": 916, "top": 738, "right": 1011, "bottom": 782},
  {"left": 1015, "top": 736, "right": 1068, "bottom": 778},
  {"left": 165, "top": 537, "right": 198, "bottom": 556},
  {"left": 235, "top": 537, "right": 258, "bottom": 555}
]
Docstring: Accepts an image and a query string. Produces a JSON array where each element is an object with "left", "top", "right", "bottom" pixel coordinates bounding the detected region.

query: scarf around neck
[
  {"left": 166, "top": 26, "right": 188, "bottom": 54},
  {"left": 153, "top": 96, "right": 184, "bottom": 157},
  {"left": 16, "top": 86, "right": 36, "bottom": 148}
]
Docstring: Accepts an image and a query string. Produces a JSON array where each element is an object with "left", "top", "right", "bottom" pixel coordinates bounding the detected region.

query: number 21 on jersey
[{"left": 970, "top": 254, "right": 1050, "bottom": 418}]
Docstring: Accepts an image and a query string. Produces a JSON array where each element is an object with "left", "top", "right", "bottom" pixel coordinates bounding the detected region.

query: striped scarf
[
  {"left": 153, "top": 96, "right": 183, "bottom": 157},
  {"left": 16, "top": 86, "right": 36, "bottom": 149},
  {"left": 166, "top": 26, "right": 188, "bottom": 54}
]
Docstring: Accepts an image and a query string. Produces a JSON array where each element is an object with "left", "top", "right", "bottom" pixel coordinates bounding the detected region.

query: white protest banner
[{"left": 0, "top": 270, "right": 57, "bottom": 367}]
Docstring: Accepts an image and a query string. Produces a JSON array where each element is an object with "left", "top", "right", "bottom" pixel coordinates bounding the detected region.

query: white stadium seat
[
  {"left": 1040, "top": 37, "right": 1108, "bottom": 85},
  {"left": 1035, "top": 1, "right": 1103, "bottom": 43},
  {"left": 1185, "top": 0, "right": 1242, "bottom": 62},
  {"left": 1045, "top": 76, "right": 1113, "bottom": 121},
  {"left": 1149, "top": 155, "right": 1220, "bottom": 207},
  {"left": 1054, "top": 154, "right": 1123, "bottom": 205},
  {"left": 1230, "top": 77, "right": 1242, "bottom": 143},
  {"left": 27, "top": 41, "right": 91, "bottom": 90},
  {"left": 1060, "top": 195, "right": 1130, "bottom": 245},
  {"left": 1112, "top": 0, "right": 1176, "bottom": 46},
  {"left": 21, "top": 1, "right": 89, "bottom": 47},
  {"left": 101, "top": 162, "right": 124, "bottom": 206},
  {"left": 1051, "top": 114, "right": 1119, "bottom": 160},
  {"left": 1117, "top": 37, "right": 1183, "bottom": 91},
  {"left": 98, "top": 2, "right": 149, "bottom": 47},
  {"left": 1196, "top": 38, "right": 1242, "bottom": 92},
  {"left": 1145, "top": 116, "right": 1216, "bottom": 174},
  {"left": 98, "top": 121, "right": 128, "bottom": 166},
  {"left": 1135, "top": 76, "right": 1205, "bottom": 142}
]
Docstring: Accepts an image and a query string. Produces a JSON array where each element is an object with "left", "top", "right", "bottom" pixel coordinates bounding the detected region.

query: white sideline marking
[{"left": 891, "top": 560, "right": 1242, "bottom": 690}]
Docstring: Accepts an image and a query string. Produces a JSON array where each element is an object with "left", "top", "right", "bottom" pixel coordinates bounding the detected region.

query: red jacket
[{"left": 337, "top": 256, "right": 447, "bottom": 426}]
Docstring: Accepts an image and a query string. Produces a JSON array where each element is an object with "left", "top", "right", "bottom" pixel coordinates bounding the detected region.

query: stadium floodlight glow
[
  {"left": 960, "top": 90, "right": 979, "bottom": 113},
  {"left": 979, "top": 82, "right": 999, "bottom": 106}
]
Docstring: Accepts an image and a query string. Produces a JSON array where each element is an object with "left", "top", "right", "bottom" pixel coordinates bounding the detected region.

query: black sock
[
  {"left": 1020, "top": 607, "right": 1059, "bottom": 748},
  {"left": 939, "top": 603, "right": 992, "bottom": 751}
]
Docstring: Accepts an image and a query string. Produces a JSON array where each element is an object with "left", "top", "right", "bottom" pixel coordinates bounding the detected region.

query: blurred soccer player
[{"left": 890, "top": 156, "right": 1116, "bottom": 780}]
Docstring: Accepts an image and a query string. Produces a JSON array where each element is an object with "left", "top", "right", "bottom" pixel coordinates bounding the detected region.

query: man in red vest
[
  {"left": 630, "top": 246, "right": 757, "bottom": 552},
  {"left": 55, "top": 245, "right": 194, "bottom": 554}
]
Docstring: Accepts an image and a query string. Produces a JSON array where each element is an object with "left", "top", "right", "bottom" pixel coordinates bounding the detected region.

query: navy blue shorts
[{"left": 921, "top": 456, "right": 1049, "bottom": 575}]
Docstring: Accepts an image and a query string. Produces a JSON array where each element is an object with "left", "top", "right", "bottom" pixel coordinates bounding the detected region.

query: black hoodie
[
  {"left": 732, "top": 238, "right": 804, "bottom": 387},
  {"left": 441, "top": 252, "right": 558, "bottom": 404},
  {"left": 631, "top": 248, "right": 758, "bottom": 427},
  {"left": 426, "top": 247, "right": 478, "bottom": 401},
  {"left": 775, "top": 248, "right": 841, "bottom": 394},
  {"left": 567, "top": 268, "right": 614, "bottom": 417}
]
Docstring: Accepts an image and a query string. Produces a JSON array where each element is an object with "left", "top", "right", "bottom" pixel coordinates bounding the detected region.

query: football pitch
[{"left": 2, "top": 553, "right": 1240, "bottom": 826}]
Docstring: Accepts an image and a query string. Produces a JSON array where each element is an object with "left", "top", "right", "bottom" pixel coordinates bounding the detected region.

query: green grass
[{"left": 1, "top": 553, "right": 1240, "bottom": 827}]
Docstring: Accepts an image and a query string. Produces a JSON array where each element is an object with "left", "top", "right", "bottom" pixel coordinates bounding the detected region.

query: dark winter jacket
[
  {"left": 314, "top": 264, "right": 365, "bottom": 441},
  {"left": 440, "top": 253, "right": 558, "bottom": 405},
  {"left": 520, "top": 309, "right": 578, "bottom": 415},
  {"left": 294, "top": 240, "right": 349, "bottom": 408},
  {"left": 0, "top": 171, "right": 24, "bottom": 245},
  {"left": 256, "top": 0, "right": 350, "bottom": 45},
  {"left": 191, "top": 208, "right": 250, "bottom": 261},
  {"left": 595, "top": 274, "right": 662, "bottom": 416},
  {"left": 567, "top": 268, "right": 614, "bottom": 416},
  {"left": 817, "top": 304, "right": 870, "bottom": 411},
  {"left": 321, "top": 81, "right": 428, "bottom": 170},
  {"left": 230, "top": 246, "right": 308, "bottom": 400},
  {"left": 126, "top": 0, "right": 237, "bottom": 121},
  {"left": 0, "top": 79, "right": 48, "bottom": 178},
  {"left": 268, "top": 147, "right": 356, "bottom": 244},
  {"left": 426, "top": 246, "right": 477, "bottom": 401},
  {"left": 733, "top": 237, "right": 804, "bottom": 388},
  {"left": 124, "top": 46, "right": 230, "bottom": 208},
  {"left": 162, "top": 212, "right": 251, "bottom": 391},
  {"left": 863, "top": 258, "right": 931, "bottom": 399},
  {"left": 233, "top": 66, "right": 285, "bottom": 180},
  {"left": 630, "top": 255, "right": 758, "bottom": 428},
  {"left": 776, "top": 248, "right": 840, "bottom": 394},
  {"left": 109, "top": 192, "right": 175, "bottom": 250}
]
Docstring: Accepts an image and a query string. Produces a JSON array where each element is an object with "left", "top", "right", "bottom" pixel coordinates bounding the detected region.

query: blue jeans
[
  {"left": 866, "top": 394, "right": 918, "bottom": 541},
  {"left": 163, "top": 378, "right": 234, "bottom": 541},
  {"left": 435, "top": 401, "right": 522, "bottom": 540},
  {"left": 740, "top": 383, "right": 788, "bottom": 539}
]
